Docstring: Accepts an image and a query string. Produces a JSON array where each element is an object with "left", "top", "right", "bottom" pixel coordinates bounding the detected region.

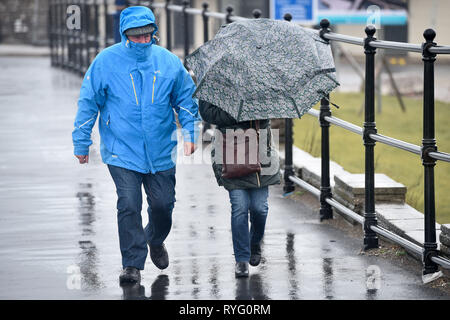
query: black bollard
[
  {"left": 318, "top": 19, "right": 333, "bottom": 221},
  {"left": 283, "top": 12, "right": 295, "bottom": 195},
  {"left": 225, "top": 6, "right": 234, "bottom": 24},
  {"left": 421, "top": 28, "right": 439, "bottom": 275},
  {"left": 182, "top": 0, "right": 190, "bottom": 61},
  {"left": 363, "top": 25, "right": 379, "bottom": 250},
  {"left": 252, "top": 9, "right": 262, "bottom": 19},
  {"left": 202, "top": 2, "right": 209, "bottom": 43},
  {"left": 165, "top": 0, "right": 172, "bottom": 51}
]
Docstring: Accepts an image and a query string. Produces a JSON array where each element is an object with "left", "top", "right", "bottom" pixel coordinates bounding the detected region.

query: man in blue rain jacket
[{"left": 72, "top": 6, "right": 199, "bottom": 284}]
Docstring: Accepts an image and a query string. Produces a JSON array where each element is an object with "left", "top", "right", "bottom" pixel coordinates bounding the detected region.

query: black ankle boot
[
  {"left": 235, "top": 261, "right": 249, "bottom": 278},
  {"left": 250, "top": 244, "right": 261, "bottom": 266},
  {"left": 149, "top": 243, "right": 169, "bottom": 270},
  {"left": 119, "top": 266, "right": 141, "bottom": 284}
]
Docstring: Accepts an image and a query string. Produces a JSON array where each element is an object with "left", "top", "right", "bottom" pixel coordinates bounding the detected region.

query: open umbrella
[{"left": 185, "top": 18, "right": 340, "bottom": 121}]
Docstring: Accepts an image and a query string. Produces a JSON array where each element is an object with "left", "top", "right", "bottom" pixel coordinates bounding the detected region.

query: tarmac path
[{"left": 0, "top": 56, "right": 448, "bottom": 300}]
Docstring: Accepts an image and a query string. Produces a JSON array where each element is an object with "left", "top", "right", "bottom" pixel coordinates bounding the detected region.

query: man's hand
[
  {"left": 75, "top": 155, "right": 89, "bottom": 164},
  {"left": 184, "top": 142, "right": 197, "bottom": 156}
]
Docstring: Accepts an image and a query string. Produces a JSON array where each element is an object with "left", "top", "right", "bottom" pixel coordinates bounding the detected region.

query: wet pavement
[{"left": 0, "top": 56, "right": 449, "bottom": 300}]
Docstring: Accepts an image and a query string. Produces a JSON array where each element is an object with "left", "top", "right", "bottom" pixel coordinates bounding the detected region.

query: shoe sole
[
  {"left": 119, "top": 277, "right": 140, "bottom": 284},
  {"left": 249, "top": 261, "right": 260, "bottom": 267},
  {"left": 154, "top": 263, "right": 169, "bottom": 270},
  {"left": 235, "top": 273, "right": 249, "bottom": 278},
  {"left": 249, "top": 256, "right": 261, "bottom": 267}
]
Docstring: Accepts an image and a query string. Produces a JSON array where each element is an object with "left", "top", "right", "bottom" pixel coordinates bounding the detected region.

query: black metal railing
[
  {"left": 283, "top": 17, "right": 450, "bottom": 275},
  {"left": 48, "top": 0, "right": 115, "bottom": 75},
  {"left": 48, "top": 0, "right": 450, "bottom": 275}
]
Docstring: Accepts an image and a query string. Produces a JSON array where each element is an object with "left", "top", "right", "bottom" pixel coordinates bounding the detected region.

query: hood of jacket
[{"left": 119, "top": 6, "right": 158, "bottom": 60}]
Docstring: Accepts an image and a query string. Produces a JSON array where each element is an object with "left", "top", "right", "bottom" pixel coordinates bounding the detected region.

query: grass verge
[{"left": 293, "top": 92, "right": 450, "bottom": 224}]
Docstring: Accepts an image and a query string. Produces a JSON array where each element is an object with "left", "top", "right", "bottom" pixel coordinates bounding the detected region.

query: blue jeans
[
  {"left": 108, "top": 165, "right": 176, "bottom": 270},
  {"left": 228, "top": 187, "right": 269, "bottom": 262}
]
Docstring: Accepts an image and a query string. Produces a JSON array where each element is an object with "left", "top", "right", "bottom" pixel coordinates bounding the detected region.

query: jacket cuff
[{"left": 74, "top": 146, "right": 89, "bottom": 156}]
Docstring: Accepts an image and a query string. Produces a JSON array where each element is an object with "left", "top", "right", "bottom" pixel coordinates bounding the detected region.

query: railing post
[
  {"left": 283, "top": 12, "right": 295, "bottom": 195},
  {"left": 81, "top": 0, "right": 88, "bottom": 74},
  {"left": 421, "top": 28, "right": 439, "bottom": 275},
  {"left": 85, "top": 0, "right": 92, "bottom": 67},
  {"left": 200, "top": 2, "right": 211, "bottom": 134},
  {"left": 104, "top": 0, "right": 115, "bottom": 47},
  {"left": 68, "top": 0, "right": 76, "bottom": 71},
  {"left": 202, "top": 2, "right": 209, "bottom": 43},
  {"left": 165, "top": 0, "right": 172, "bottom": 51},
  {"left": 319, "top": 19, "right": 333, "bottom": 221},
  {"left": 225, "top": 6, "right": 234, "bottom": 24},
  {"left": 59, "top": 0, "right": 64, "bottom": 67},
  {"left": 94, "top": 0, "right": 100, "bottom": 56},
  {"left": 252, "top": 9, "right": 262, "bottom": 19},
  {"left": 74, "top": 0, "right": 82, "bottom": 73},
  {"left": 182, "top": 0, "right": 190, "bottom": 61},
  {"left": 363, "top": 25, "right": 379, "bottom": 250},
  {"left": 49, "top": 0, "right": 55, "bottom": 66}
]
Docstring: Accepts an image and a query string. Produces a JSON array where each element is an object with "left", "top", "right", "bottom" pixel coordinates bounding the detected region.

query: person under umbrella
[{"left": 187, "top": 18, "right": 339, "bottom": 277}]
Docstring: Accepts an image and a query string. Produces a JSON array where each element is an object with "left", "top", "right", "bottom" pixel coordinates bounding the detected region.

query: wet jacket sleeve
[
  {"left": 199, "top": 100, "right": 238, "bottom": 127},
  {"left": 171, "top": 59, "right": 200, "bottom": 144},
  {"left": 72, "top": 59, "right": 106, "bottom": 155}
]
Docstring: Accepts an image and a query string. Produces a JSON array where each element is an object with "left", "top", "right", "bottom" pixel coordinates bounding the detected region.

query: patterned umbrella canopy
[{"left": 185, "top": 18, "right": 340, "bottom": 121}]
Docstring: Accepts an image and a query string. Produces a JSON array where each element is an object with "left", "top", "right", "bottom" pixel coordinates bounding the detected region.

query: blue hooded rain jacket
[{"left": 72, "top": 6, "right": 199, "bottom": 174}]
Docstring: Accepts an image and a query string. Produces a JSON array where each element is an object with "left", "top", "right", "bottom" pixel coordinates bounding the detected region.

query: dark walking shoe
[
  {"left": 119, "top": 267, "right": 141, "bottom": 284},
  {"left": 149, "top": 243, "right": 169, "bottom": 270},
  {"left": 250, "top": 244, "right": 262, "bottom": 266},
  {"left": 235, "top": 262, "right": 249, "bottom": 278}
]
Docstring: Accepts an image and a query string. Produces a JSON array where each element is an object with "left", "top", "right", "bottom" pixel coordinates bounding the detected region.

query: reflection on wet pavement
[{"left": 0, "top": 57, "right": 449, "bottom": 300}]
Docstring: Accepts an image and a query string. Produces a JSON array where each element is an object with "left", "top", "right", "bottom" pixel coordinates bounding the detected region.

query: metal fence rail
[
  {"left": 283, "top": 18, "right": 450, "bottom": 275},
  {"left": 48, "top": 0, "right": 450, "bottom": 276}
]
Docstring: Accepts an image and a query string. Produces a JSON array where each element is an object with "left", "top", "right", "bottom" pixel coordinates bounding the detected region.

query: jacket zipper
[
  {"left": 130, "top": 73, "right": 139, "bottom": 105},
  {"left": 152, "top": 75, "right": 156, "bottom": 104}
]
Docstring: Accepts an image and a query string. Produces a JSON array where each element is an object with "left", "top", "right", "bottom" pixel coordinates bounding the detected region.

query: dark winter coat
[{"left": 199, "top": 100, "right": 281, "bottom": 190}]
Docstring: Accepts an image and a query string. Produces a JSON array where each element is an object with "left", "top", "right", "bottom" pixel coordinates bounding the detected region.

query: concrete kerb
[
  {"left": 279, "top": 144, "right": 449, "bottom": 261},
  {"left": 0, "top": 44, "right": 50, "bottom": 57}
]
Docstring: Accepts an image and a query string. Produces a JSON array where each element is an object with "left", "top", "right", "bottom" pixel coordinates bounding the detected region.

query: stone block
[
  {"left": 301, "top": 161, "right": 350, "bottom": 189},
  {"left": 439, "top": 232, "right": 450, "bottom": 247},
  {"left": 376, "top": 203, "right": 424, "bottom": 221},
  {"left": 332, "top": 190, "right": 364, "bottom": 214},
  {"left": 440, "top": 243, "right": 450, "bottom": 258},
  {"left": 404, "top": 230, "right": 441, "bottom": 248},
  {"left": 441, "top": 224, "right": 450, "bottom": 235},
  {"left": 333, "top": 173, "right": 407, "bottom": 215}
]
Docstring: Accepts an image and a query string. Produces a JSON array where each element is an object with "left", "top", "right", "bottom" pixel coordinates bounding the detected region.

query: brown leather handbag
[{"left": 221, "top": 121, "right": 261, "bottom": 179}]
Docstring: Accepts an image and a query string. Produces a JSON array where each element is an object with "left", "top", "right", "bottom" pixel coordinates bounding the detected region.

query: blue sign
[
  {"left": 271, "top": 0, "right": 407, "bottom": 25},
  {"left": 271, "top": 0, "right": 318, "bottom": 24}
]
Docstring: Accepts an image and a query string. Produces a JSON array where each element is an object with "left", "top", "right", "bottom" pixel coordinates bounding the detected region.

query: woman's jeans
[
  {"left": 228, "top": 187, "right": 269, "bottom": 262},
  {"left": 108, "top": 165, "right": 176, "bottom": 270}
]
